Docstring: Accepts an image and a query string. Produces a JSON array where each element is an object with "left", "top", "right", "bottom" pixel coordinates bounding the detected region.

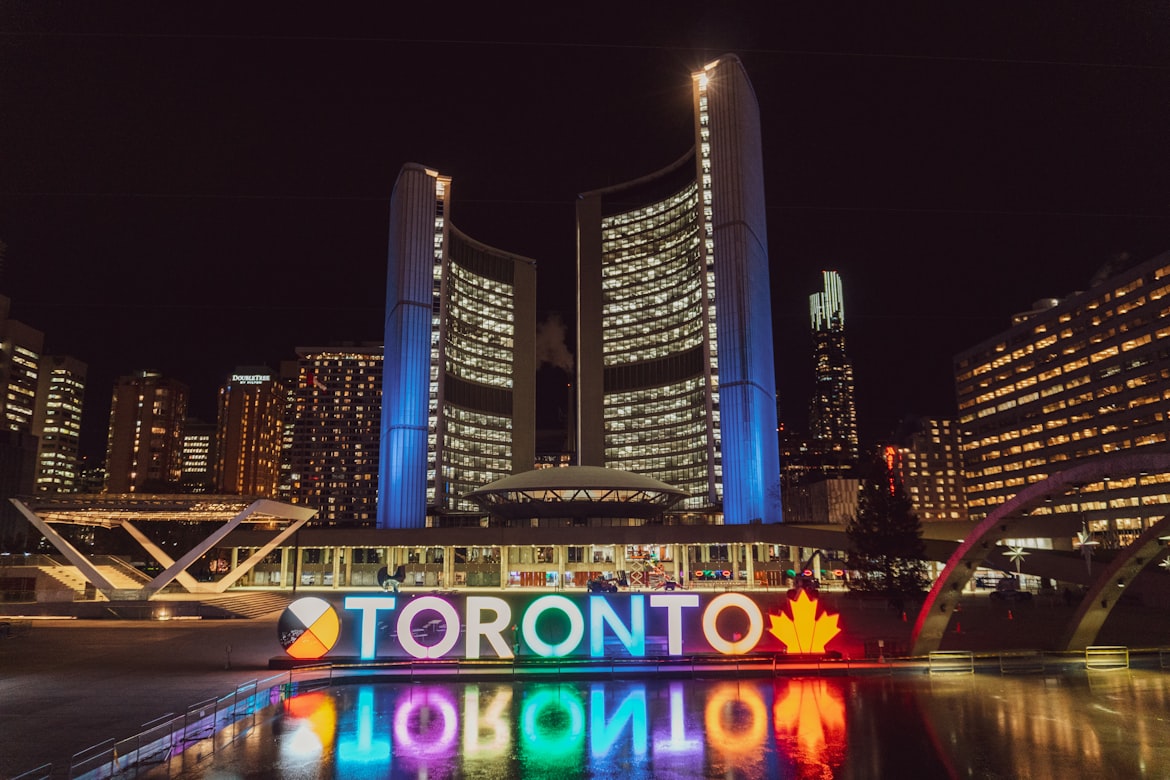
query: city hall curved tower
[
  {"left": 576, "top": 55, "right": 782, "bottom": 524},
  {"left": 379, "top": 165, "right": 536, "bottom": 529}
]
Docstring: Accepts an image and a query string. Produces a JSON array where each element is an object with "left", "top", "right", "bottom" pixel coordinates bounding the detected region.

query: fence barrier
[
  {"left": 928, "top": 650, "right": 974, "bottom": 674},
  {"left": 1085, "top": 645, "right": 1129, "bottom": 671}
]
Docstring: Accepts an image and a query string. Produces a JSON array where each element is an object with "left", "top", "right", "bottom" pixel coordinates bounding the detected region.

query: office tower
[
  {"left": 104, "top": 370, "right": 188, "bottom": 493},
  {"left": 215, "top": 367, "right": 285, "bottom": 497},
  {"left": 179, "top": 418, "right": 216, "bottom": 493},
  {"left": 379, "top": 166, "right": 537, "bottom": 529},
  {"left": 31, "top": 355, "right": 86, "bottom": 493},
  {"left": 885, "top": 417, "right": 968, "bottom": 522},
  {"left": 576, "top": 54, "right": 782, "bottom": 524},
  {"left": 809, "top": 270, "right": 860, "bottom": 465},
  {"left": 289, "top": 346, "right": 382, "bottom": 526},
  {"left": 0, "top": 297, "right": 44, "bottom": 434},
  {"left": 955, "top": 250, "right": 1170, "bottom": 541}
]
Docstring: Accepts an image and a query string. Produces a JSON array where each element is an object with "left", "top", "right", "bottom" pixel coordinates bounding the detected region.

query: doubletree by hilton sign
[{"left": 278, "top": 591, "right": 841, "bottom": 661}]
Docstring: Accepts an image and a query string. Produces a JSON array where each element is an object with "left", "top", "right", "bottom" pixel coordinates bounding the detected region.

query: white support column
[
  {"left": 331, "top": 548, "right": 342, "bottom": 590},
  {"left": 10, "top": 499, "right": 116, "bottom": 593},
  {"left": 146, "top": 500, "right": 307, "bottom": 595},
  {"left": 280, "top": 548, "right": 292, "bottom": 590},
  {"left": 121, "top": 520, "right": 202, "bottom": 591},
  {"left": 343, "top": 547, "right": 352, "bottom": 588},
  {"left": 745, "top": 543, "right": 755, "bottom": 588}
]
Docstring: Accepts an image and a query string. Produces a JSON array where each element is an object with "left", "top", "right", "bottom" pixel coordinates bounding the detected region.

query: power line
[{"left": 1, "top": 30, "right": 1167, "bottom": 72}]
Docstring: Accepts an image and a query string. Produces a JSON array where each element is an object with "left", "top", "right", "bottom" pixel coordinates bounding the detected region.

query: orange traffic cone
[
  {"left": 955, "top": 621, "right": 961, "bottom": 634},
  {"left": 1008, "top": 610, "right": 1013, "bottom": 620}
]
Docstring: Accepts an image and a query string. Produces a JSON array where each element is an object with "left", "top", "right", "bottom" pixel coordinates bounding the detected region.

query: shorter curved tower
[{"left": 379, "top": 165, "right": 536, "bottom": 529}]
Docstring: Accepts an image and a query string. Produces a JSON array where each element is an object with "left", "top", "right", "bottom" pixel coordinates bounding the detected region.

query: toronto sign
[{"left": 278, "top": 590, "right": 842, "bottom": 661}]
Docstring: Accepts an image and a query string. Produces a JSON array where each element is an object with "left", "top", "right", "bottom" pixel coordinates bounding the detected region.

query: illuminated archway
[
  {"left": 912, "top": 452, "right": 1170, "bottom": 655},
  {"left": 1060, "top": 513, "right": 1170, "bottom": 650}
]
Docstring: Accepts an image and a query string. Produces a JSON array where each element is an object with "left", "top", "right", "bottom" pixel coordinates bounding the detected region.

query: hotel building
[
  {"left": 215, "top": 368, "right": 285, "bottom": 497},
  {"left": 575, "top": 54, "right": 782, "bottom": 525},
  {"left": 955, "top": 250, "right": 1170, "bottom": 546},
  {"left": 379, "top": 165, "right": 537, "bottom": 529}
]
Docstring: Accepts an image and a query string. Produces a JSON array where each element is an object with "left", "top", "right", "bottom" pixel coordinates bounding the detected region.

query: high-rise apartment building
[
  {"left": 885, "top": 417, "right": 968, "bottom": 522},
  {"left": 0, "top": 296, "right": 44, "bottom": 434},
  {"left": 808, "top": 270, "right": 859, "bottom": 465},
  {"left": 379, "top": 166, "right": 537, "bottom": 529},
  {"left": 31, "top": 355, "right": 86, "bottom": 493},
  {"left": 215, "top": 368, "right": 285, "bottom": 497},
  {"left": 0, "top": 295, "right": 43, "bottom": 548},
  {"left": 576, "top": 54, "right": 782, "bottom": 524},
  {"left": 104, "top": 370, "right": 188, "bottom": 493},
  {"left": 955, "top": 250, "right": 1170, "bottom": 544},
  {"left": 290, "top": 346, "right": 382, "bottom": 525}
]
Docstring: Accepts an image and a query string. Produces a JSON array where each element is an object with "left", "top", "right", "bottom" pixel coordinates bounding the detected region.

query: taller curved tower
[
  {"left": 576, "top": 55, "right": 782, "bottom": 524},
  {"left": 379, "top": 165, "right": 536, "bottom": 529}
]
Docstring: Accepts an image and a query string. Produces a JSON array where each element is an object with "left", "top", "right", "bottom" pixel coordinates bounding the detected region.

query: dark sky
[{"left": 1, "top": 3, "right": 1168, "bottom": 461}]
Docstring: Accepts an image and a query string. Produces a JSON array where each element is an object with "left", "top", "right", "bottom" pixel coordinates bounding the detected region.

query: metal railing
[{"left": 48, "top": 666, "right": 335, "bottom": 780}]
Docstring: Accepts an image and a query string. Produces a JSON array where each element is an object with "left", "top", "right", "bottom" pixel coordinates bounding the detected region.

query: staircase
[{"left": 194, "top": 592, "right": 294, "bottom": 619}]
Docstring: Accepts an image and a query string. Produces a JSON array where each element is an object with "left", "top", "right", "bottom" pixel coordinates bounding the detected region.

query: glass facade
[
  {"left": 600, "top": 183, "right": 716, "bottom": 507},
  {"left": 436, "top": 230, "right": 523, "bottom": 512}
]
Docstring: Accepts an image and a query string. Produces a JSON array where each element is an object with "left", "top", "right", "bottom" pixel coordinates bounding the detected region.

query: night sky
[{"left": 1, "top": 3, "right": 1168, "bottom": 462}]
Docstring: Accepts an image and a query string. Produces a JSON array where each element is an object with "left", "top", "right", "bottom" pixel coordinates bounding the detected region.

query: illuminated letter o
[
  {"left": 393, "top": 689, "right": 458, "bottom": 754},
  {"left": 521, "top": 595, "right": 585, "bottom": 657},
  {"left": 702, "top": 593, "right": 764, "bottom": 655},
  {"left": 396, "top": 596, "right": 460, "bottom": 659},
  {"left": 704, "top": 684, "right": 767, "bottom": 753}
]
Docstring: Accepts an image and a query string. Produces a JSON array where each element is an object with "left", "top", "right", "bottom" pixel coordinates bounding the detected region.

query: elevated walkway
[{"left": 11, "top": 495, "right": 317, "bottom": 600}]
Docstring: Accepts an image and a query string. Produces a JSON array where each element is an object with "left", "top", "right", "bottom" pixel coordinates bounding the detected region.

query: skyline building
[
  {"left": 215, "top": 367, "right": 285, "bottom": 497},
  {"left": 955, "top": 250, "right": 1170, "bottom": 545},
  {"left": 0, "top": 295, "right": 44, "bottom": 435},
  {"left": 289, "top": 346, "right": 382, "bottom": 526},
  {"left": 179, "top": 418, "right": 216, "bottom": 493},
  {"left": 575, "top": 54, "right": 782, "bottom": 524},
  {"left": 31, "top": 354, "right": 86, "bottom": 494},
  {"left": 884, "top": 417, "right": 968, "bottom": 522},
  {"left": 379, "top": 165, "right": 537, "bottom": 529},
  {"left": 808, "top": 270, "right": 859, "bottom": 466},
  {"left": 104, "top": 370, "right": 188, "bottom": 493}
]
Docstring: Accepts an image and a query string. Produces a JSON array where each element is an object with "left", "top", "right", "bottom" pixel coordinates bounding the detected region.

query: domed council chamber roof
[{"left": 465, "top": 466, "right": 688, "bottom": 520}]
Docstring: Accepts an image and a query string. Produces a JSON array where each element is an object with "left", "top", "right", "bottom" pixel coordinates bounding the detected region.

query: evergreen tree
[{"left": 845, "top": 453, "right": 929, "bottom": 598}]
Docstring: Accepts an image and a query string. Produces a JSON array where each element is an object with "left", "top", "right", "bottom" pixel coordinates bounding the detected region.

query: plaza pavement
[{"left": 1, "top": 589, "right": 1167, "bottom": 779}]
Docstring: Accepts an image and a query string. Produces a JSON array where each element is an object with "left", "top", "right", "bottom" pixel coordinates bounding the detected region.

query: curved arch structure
[
  {"left": 1059, "top": 512, "right": 1170, "bottom": 650},
  {"left": 911, "top": 452, "right": 1170, "bottom": 655}
]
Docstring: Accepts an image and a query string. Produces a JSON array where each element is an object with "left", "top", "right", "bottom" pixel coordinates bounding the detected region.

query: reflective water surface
[{"left": 153, "top": 671, "right": 1170, "bottom": 779}]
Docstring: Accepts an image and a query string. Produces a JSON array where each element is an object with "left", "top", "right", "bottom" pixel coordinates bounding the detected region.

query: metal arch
[
  {"left": 911, "top": 452, "right": 1170, "bottom": 656},
  {"left": 1060, "top": 512, "right": 1170, "bottom": 650}
]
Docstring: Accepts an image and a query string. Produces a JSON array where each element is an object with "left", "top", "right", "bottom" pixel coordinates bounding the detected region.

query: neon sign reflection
[{"left": 279, "top": 678, "right": 853, "bottom": 776}]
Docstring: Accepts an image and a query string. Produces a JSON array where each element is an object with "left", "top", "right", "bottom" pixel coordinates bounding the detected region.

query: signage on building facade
[{"left": 277, "top": 591, "right": 842, "bottom": 661}]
